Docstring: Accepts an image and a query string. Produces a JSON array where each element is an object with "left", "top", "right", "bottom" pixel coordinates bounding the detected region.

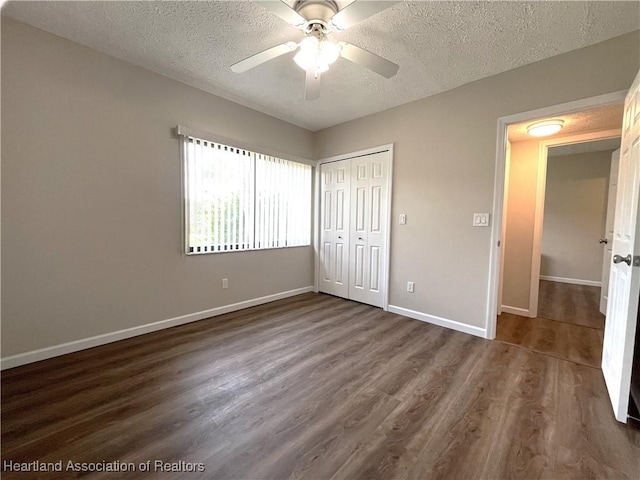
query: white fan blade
[
  {"left": 256, "top": 1, "right": 306, "bottom": 28},
  {"left": 231, "top": 42, "right": 297, "bottom": 73},
  {"left": 330, "top": 1, "right": 399, "bottom": 31},
  {"left": 338, "top": 42, "right": 399, "bottom": 78},
  {"left": 305, "top": 68, "right": 321, "bottom": 101}
]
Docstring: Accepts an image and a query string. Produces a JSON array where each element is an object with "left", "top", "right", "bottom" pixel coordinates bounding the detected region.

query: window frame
[{"left": 177, "top": 125, "right": 314, "bottom": 255}]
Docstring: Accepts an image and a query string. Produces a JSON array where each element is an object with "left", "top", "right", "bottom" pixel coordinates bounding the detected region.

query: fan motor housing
[{"left": 294, "top": 0, "right": 339, "bottom": 23}]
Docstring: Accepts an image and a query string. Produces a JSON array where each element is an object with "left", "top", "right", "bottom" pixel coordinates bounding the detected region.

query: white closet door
[
  {"left": 319, "top": 159, "right": 350, "bottom": 298},
  {"left": 348, "top": 152, "right": 389, "bottom": 307}
]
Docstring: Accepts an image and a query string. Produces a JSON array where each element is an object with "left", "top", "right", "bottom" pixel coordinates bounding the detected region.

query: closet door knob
[
  {"left": 613, "top": 254, "right": 632, "bottom": 266},
  {"left": 599, "top": 238, "right": 608, "bottom": 244}
]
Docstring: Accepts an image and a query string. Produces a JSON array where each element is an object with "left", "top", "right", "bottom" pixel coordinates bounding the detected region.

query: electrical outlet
[
  {"left": 407, "top": 281, "right": 415, "bottom": 293},
  {"left": 399, "top": 214, "right": 407, "bottom": 225},
  {"left": 222, "top": 278, "right": 228, "bottom": 289}
]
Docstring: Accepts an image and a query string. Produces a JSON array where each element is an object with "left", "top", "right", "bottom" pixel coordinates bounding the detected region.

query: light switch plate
[
  {"left": 399, "top": 214, "right": 407, "bottom": 225},
  {"left": 473, "top": 213, "right": 490, "bottom": 227}
]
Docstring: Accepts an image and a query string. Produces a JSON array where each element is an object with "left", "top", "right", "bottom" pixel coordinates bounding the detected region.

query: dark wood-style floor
[
  {"left": 538, "top": 280, "right": 605, "bottom": 329},
  {"left": 497, "top": 281, "right": 605, "bottom": 368},
  {"left": 3, "top": 293, "right": 639, "bottom": 479}
]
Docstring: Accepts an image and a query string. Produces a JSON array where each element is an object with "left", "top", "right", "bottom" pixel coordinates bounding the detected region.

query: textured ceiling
[
  {"left": 3, "top": 1, "right": 639, "bottom": 131},
  {"left": 508, "top": 103, "right": 624, "bottom": 142}
]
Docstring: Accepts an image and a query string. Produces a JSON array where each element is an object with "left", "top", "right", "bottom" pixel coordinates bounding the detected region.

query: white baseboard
[
  {"left": 387, "top": 305, "right": 487, "bottom": 339},
  {"left": 501, "top": 305, "right": 532, "bottom": 317},
  {"left": 540, "top": 275, "right": 601, "bottom": 287},
  {"left": 1, "top": 286, "right": 315, "bottom": 370}
]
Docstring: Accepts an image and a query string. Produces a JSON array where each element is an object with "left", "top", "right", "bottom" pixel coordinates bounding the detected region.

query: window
[{"left": 182, "top": 135, "right": 312, "bottom": 254}]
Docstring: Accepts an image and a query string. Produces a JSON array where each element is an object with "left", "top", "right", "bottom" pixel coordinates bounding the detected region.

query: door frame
[
  {"left": 486, "top": 90, "right": 627, "bottom": 339},
  {"left": 314, "top": 144, "right": 394, "bottom": 310},
  {"left": 497, "top": 140, "right": 512, "bottom": 315}
]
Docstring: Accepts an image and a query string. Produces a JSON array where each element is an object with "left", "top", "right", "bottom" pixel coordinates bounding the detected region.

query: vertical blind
[{"left": 183, "top": 136, "right": 311, "bottom": 254}]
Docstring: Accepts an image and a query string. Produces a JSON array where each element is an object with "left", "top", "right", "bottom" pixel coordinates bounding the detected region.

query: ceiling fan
[{"left": 231, "top": 0, "right": 400, "bottom": 100}]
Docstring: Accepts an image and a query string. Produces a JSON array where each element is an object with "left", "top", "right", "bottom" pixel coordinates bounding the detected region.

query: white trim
[
  {"left": 383, "top": 145, "right": 394, "bottom": 311},
  {"left": 497, "top": 141, "right": 511, "bottom": 317},
  {"left": 486, "top": 117, "right": 509, "bottom": 339},
  {"left": 315, "top": 144, "right": 394, "bottom": 311},
  {"left": 487, "top": 90, "right": 627, "bottom": 342},
  {"left": 180, "top": 134, "right": 188, "bottom": 254},
  {"left": 175, "top": 125, "right": 315, "bottom": 167},
  {"left": 388, "top": 305, "right": 487, "bottom": 339},
  {"left": 540, "top": 275, "right": 602, "bottom": 287},
  {"left": 313, "top": 163, "right": 320, "bottom": 293},
  {"left": 315, "top": 144, "right": 394, "bottom": 165},
  {"left": 1, "top": 286, "right": 314, "bottom": 370},
  {"left": 501, "top": 305, "right": 532, "bottom": 317},
  {"left": 528, "top": 137, "right": 550, "bottom": 318}
]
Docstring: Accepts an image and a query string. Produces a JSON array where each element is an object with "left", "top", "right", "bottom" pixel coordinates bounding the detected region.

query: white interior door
[
  {"left": 348, "top": 152, "right": 389, "bottom": 308},
  {"left": 603, "top": 68, "right": 640, "bottom": 423},
  {"left": 319, "top": 159, "right": 350, "bottom": 298},
  {"left": 600, "top": 149, "right": 620, "bottom": 315}
]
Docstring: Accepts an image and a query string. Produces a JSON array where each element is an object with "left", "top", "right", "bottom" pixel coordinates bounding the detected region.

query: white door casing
[
  {"left": 319, "top": 159, "right": 350, "bottom": 298},
  {"left": 498, "top": 141, "right": 511, "bottom": 315},
  {"left": 603, "top": 69, "right": 640, "bottom": 423},
  {"left": 600, "top": 149, "right": 620, "bottom": 315}
]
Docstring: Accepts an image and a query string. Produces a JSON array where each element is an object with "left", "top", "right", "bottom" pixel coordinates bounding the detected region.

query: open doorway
[
  {"left": 496, "top": 133, "right": 620, "bottom": 368},
  {"left": 496, "top": 103, "right": 623, "bottom": 367},
  {"left": 541, "top": 139, "right": 621, "bottom": 321},
  {"left": 489, "top": 74, "right": 640, "bottom": 424}
]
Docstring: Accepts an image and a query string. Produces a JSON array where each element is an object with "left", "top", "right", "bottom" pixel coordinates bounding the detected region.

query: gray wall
[
  {"left": 315, "top": 31, "right": 639, "bottom": 328},
  {"left": 541, "top": 150, "right": 613, "bottom": 282},
  {"left": 1, "top": 18, "right": 315, "bottom": 357},
  {"left": 3, "top": 17, "right": 639, "bottom": 357}
]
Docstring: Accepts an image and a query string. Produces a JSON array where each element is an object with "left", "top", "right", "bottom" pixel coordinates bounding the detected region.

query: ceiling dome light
[
  {"left": 527, "top": 119, "right": 565, "bottom": 137},
  {"left": 294, "top": 36, "right": 340, "bottom": 73}
]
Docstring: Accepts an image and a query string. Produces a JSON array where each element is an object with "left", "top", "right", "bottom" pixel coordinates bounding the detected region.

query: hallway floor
[{"left": 496, "top": 281, "right": 604, "bottom": 368}]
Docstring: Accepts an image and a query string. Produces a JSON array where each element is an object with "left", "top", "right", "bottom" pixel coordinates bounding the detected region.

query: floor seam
[{"left": 494, "top": 339, "right": 602, "bottom": 370}]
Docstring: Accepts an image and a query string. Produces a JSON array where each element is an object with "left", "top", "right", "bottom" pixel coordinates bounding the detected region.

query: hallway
[{"left": 496, "top": 280, "right": 604, "bottom": 368}]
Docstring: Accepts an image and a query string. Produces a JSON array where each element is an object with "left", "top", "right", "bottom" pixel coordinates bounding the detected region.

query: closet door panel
[
  {"left": 349, "top": 152, "right": 388, "bottom": 307},
  {"left": 319, "top": 160, "right": 350, "bottom": 298}
]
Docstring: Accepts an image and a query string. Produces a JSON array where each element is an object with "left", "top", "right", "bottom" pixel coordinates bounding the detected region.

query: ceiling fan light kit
[
  {"left": 293, "top": 36, "right": 340, "bottom": 73},
  {"left": 231, "top": 0, "right": 400, "bottom": 100},
  {"left": 295, "top": 0, "right": 339, "bottom": 26}
]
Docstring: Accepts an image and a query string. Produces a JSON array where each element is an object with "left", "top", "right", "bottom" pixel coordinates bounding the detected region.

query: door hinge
[{"left": 634, "top": 256, "right": 640, "bottom": 267}]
